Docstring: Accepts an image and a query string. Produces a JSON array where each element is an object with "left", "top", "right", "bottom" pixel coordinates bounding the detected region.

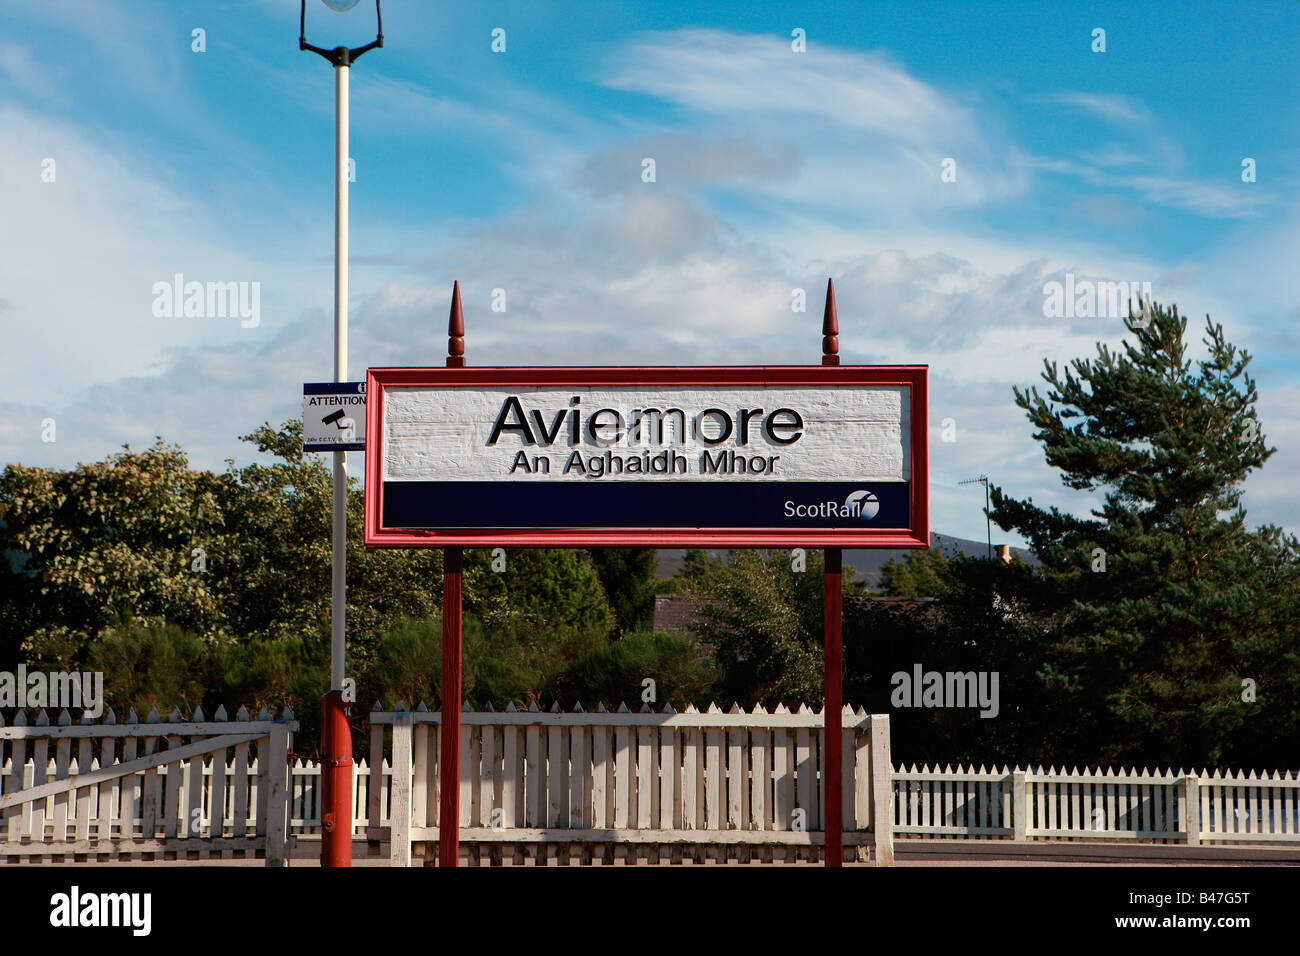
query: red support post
[
  {"left": 822, "top": 278, "right": 844, "bottom": 867},
  {"left": 319, "top": 689, "right": 353, "bottom": 866},
  {"left": 440, "top": 282, "right": 466, "bottom": 867},
  {"left": 439, "top": 546, "right": 463, "bottom": 867},
  {"left": 823, "top": 548, "right": 843, "bottom": 866}
]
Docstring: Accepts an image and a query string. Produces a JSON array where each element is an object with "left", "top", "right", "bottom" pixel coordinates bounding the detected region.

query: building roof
[{"left": 652, "top": 594, "right": 705, "bottom": 635}]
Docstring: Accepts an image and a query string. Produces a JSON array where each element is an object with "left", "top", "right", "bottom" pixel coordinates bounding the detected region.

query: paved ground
[
  {"left": 11, "top": 838, "right": 1297, "bottom": 866},
  {"left": 16, "top": 854, "right": 1294, "bottom": 867}
]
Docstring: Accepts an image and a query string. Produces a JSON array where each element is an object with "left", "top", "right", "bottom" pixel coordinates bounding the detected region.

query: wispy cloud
[
  {"left": 607, "top": 30, "right": 977, "bottom": 147},
  {"left": 1034, "top": 91, "right": 1153, "bottom": 124},
  {"left": 603, "top": 29, "right": 1025, "bottom": 211},
  {"left": 0, "top": 43, "right": 64, "bottom": 104},
  {"left": 1024, "top": 154, "right": 1267, "bottom": 219}
]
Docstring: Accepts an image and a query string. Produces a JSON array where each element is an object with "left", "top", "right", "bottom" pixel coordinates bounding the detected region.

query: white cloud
[
  {"left": 580, "top": 135, "right": 801, "bottom": 197},
  {"left": 1024, "top": 154, "right": 1269, "bottom": 220},
  {"left": 0, "top": 42, "right": 64, "bottom": 104},
  {"left": 607, "top": 30, "right": 971, "bottom": 146},
  {"left": 603, "top": 29, "right": 1026, "bottom": 212},
  {"left": 9, "top": 198, "right": 1295, "bottom": 546},
  {"left": 1035, "top": 92, "right": 1153, "bottom": 124},
  {"left": 0, "top": 104, "right": 284, "bottom": 400},
  {"left": 1247, "top": 384, "right": 1300, "bottom": 529},
  {"left": 4, "top": 20, "right": 1294, "bottom": 551}
]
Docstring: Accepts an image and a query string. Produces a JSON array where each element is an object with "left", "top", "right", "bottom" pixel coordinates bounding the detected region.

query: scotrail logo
[
  {"left": 783, "top": 489, "right": 879, "bottom": 520},
  {"left": 844, "top": 489, "right": 880, "bottom": 520}
]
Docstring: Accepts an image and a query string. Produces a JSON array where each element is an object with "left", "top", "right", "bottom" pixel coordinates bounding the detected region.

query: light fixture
[{"left": 300, "top": 0, "right": 382, "bottom": 66}]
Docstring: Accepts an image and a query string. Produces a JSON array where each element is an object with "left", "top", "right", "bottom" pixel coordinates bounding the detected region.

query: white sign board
[
  {"left": 365, "top": 365, "right": 928, "bottom": 547},
  {"left": 382, "top": 385, "right": 909, "bottom": 484}
]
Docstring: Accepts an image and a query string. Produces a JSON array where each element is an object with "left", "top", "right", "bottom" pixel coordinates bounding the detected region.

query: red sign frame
[{"left": 364, "top": 365, "right": 928, "bottom": 549}]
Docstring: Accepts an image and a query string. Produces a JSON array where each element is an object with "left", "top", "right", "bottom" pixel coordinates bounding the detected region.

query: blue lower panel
[
  {"left": 382, "top": 481, "right": 910, "bottom": 530},
  {"left": 304, "top": 442, "right": 365, "bottom": 452}
]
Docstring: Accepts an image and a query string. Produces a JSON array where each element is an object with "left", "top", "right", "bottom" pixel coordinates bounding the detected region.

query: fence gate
[{"left": 0, "top": 706, "right": 297, "bottom": 865}]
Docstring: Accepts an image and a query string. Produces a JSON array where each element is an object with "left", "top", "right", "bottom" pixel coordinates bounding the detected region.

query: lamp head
[{"left": 300, "top": 0, "right": 383, "bottom": 64}]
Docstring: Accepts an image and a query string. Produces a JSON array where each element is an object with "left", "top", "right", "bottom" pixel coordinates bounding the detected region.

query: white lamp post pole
[
  {"left": 300, "top": 0, "right": 382, "bottom": 868},
  {"left": 331, "top": 61, "right": 349, "bottom": 691}
]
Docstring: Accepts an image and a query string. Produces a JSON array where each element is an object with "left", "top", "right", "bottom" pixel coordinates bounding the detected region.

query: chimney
[{"left": 996, "top": 544, "right": 1012, "bottom": 565}]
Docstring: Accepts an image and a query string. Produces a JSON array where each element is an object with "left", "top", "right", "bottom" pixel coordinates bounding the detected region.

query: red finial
[
  {"left": 821, "top": 277, "right": 839, "bottom": 366},
  {"left": 447, "top": 280, "right": 466, "bottom": 368}
]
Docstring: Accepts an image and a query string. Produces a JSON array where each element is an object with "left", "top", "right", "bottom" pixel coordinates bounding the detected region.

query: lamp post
[{"left": 300, "top": 0, "right": 382, "bottom": 869}]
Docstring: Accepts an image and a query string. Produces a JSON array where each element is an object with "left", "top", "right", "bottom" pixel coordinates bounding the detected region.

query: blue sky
[{"left": 2, "top": 0, "right": 1298, "bottom": 547}]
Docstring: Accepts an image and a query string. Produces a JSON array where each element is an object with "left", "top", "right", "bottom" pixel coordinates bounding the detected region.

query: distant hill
[{"left": 654, "top": 533, "right": 1037, "bottom": 588}]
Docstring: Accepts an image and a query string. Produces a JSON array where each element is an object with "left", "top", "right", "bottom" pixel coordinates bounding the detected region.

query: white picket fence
[
  {"left": 0, "top": 705, "right": 297, "bottom": 864},
  {"left": 369, "top": 701, "right": 895, "bottom": 865},
  {"left": 893, "top": 764, "right": 1300, "bottom": 845},
  {"left": 6, "top": 703, "right": 1298, "bottom": 864}
]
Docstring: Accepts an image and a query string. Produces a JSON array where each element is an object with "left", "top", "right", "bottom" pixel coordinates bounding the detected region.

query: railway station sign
[{"left": 364, "top": 365, "right": 927, "bottom": 548}]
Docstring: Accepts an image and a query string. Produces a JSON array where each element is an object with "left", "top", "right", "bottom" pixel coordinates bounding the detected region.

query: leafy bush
[
  {"left": 87, "top": 620, "right": 208, "bottom": 716},
  {"left": 557, "top": 630, "right": 718, "bottom": 710}
]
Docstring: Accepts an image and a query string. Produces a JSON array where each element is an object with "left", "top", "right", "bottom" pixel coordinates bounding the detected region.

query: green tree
[
  {"left": 365, "top": 615, "right": 615, "bottom": 711},
  {"left": 844, "top": 554, "right": 1072, "bottom": 766},
  {"left": 0, "top": 419, "right": 638, "bottom": 759},
  {"left": 989, "top": 302, "right": 1298, "bottom": 765},
  {"left": 205, "top": 631, "right": 330, "bottom": 723},
  {"left": 0, "top": 441, "right": 226, "bottom": 666},
  {"left": 879, "top": 546, "right": 956, "bottom": 598},
  {"left": 365, "top": 617, "right": 455, "bottom": 710},
  {"left": 679, "top": 548, "right": 722, "bottom": 585},
  {"left": 587, "top": 549, "right": 658, "bottom": 633},
  {"left": 464, "top": 548, "right": 613, "bottom": 637},
  {"left": 557, "top": 630, "right": 718, "bottom": 710},
  {"left": 87, "top": 620, "right": 209, "bottom": 716},
  {"left": 688, "top": 550, "right": 828, "bottom": 707},
  {"left": 215, "top": 421, "right": 445, "bottom": 674}
]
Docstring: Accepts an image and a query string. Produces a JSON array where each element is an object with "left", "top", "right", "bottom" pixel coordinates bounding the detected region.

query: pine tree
[
  {"left": 989, "top": 301, "right": 1296, "bottom": 765},
  {"left": 879, "top": 546, "right": 955, "bottom": 598},
  {"left": 587, "top": 549, "right": 658, "bottom": 634}
]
